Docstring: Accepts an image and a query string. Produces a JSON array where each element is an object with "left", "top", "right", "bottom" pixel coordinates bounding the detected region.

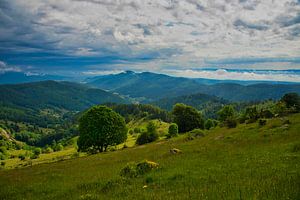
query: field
[{"left": 0, "top": 114, "right": 299, "bottom": 200}]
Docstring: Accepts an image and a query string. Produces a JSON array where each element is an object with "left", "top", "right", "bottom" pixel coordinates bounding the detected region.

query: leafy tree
[
  {"left": 218, "top": 105, "right": 235, "bottom": 122},
  {"left": 168, "top": 123, "right": 178, "bottom": 137},
  {"left": 204, "top": 119, "right": 214, "bottom": 130},
  {"left": 77, "top": 106, "right": 127, "bottom": 152},
  {"left": 172, "top": 103, "right": 204, "bottom": 133},
  {"left": 218, "top": 105, "right": 238, "bottom": 128},
  {"left": 244, "top": 106, "right": 259, "bottom": 123}
]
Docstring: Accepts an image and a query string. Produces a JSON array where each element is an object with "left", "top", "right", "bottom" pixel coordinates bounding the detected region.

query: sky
[{"left": 0, "top": 0, "right": 300, "bottom": 82}]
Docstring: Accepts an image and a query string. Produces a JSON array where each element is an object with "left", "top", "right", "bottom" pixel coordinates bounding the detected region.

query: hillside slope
[{"left": 0, "top": 114, "right": 299, "bottom": 200}]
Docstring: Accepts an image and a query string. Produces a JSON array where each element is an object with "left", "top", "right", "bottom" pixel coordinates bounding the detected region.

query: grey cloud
[{"left": 233, "top": 19, "right": 269, "bottom": 31}]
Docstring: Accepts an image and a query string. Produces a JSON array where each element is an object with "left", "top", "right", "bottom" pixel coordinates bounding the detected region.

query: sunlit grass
[{"left": 0, "top": 114, "right": 299, "bottom": 199}]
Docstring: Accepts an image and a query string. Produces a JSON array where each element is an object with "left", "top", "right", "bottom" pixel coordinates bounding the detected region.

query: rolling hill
[
  {"left": 0, "top": 81, "right": 129, "bottom": 126},
  {"left": 86, "top": 71, "right": 300, "bottom": 102},
  {"left": 0, "top": 80, "right": 129, "bottom": 111}
]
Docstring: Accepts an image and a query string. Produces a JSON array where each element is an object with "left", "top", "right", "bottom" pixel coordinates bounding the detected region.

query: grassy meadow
[{"left": 0, "top": 114, "right": 299, "bottom": 200}]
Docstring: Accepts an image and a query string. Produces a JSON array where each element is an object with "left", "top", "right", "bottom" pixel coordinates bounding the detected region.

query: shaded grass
[{"left": 0, "top": 114, "right": 299, "bottom": 199}]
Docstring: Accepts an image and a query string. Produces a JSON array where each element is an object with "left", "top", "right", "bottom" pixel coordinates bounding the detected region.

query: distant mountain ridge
[
  {"left": 0, "top": 80, "right": 129, "bottom": 111},
  {"left": 87, "top": 71, "right": 300, "bottom": 102}
]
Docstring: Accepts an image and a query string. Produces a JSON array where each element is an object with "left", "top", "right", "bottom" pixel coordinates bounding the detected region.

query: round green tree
[
  {"left": 78, "top": 106, "right": 127, "bottom": 152},
  {"left": 172, "top": 103, "right": 204, "bottom": 133}
]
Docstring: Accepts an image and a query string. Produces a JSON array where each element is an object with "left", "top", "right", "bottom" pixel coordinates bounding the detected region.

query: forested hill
[
  {"left": 153, "top": 93, "right": 227, "bottom": 111},
  {"left": 0, "top": 81, "right": 129, "bottom": 111},
  {"left": 86, "top": 71, "right": 202, "bottom": 101},
  {"left": 87, "top": 71, "right": 300, "bottom": 102}
]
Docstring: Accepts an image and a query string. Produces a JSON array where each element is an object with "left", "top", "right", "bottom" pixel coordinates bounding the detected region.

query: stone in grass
[{"left": 170, "top": 148, "right": 182, "bottom": 154}]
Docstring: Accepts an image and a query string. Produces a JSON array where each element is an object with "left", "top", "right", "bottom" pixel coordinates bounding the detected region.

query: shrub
[
  {"left": 120, "top": 160, "right": 159, "bottom": 178},
  {"left": 0, "top": 161, "right": 5, "bottom": 167},
  {"left": 53, "top": 143, "right": 64, "bottom": 152},
  {"left": 167, "top": 123, "right": 178, "bottom": 138},
  {"left": 136, "top": 122, "right": 159, "bottom": 145},
  {"left": 258, "top": 119, "right": 267, "bottom": 126},
  {"left": 33, "top": 148, "right": 42, "bottom": 156},
  {"left": 128, "top": 129, "right": 134, "bottom": 135},
  {"left": 120, "top": 162, "right": 138, "bottom": 178},
  {"left": 18, "top": 154, "right": 26, "bottom": 161},
  {"left": 225, "top": 117, "right": 238, "bottom": 128},
  {"left": 43, "top": 147, "right": 53, "bottom": 154}
]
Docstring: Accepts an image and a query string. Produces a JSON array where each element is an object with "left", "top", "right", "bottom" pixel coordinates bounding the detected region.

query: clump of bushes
[
  {"left": 136, "top": 122, "right": 159, "bottom": 145},
  {"left": 42, "top": 147, "right": 53, "bottom": 154},
  {"left": 120, "top": 160, "right": 159, "bottom": 178},
  {"left": 30, "top": 148, "right": 41, "bottom": 159}
]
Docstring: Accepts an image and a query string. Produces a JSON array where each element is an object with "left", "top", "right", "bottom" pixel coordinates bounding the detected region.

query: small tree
[
  {"left": 168, "top": 123, "right": 178, "bottom": 138},
  {"left": 218, "top": 105, "right": 237, "bottom": 128},
  {"left": 172, "top": 103, "right": 204, "bottom": 133},
  {"left": 204, "top": 119, "right": 214, "bottom": 130},
  {"left": 78, "top": 106, "right": 127, "bottom": 152},
  {"left": 218, "top": 105, "right": 235, "bottom": 122},
  {"left": 136, "top": 122, "right": 158, "bottom": 145}
]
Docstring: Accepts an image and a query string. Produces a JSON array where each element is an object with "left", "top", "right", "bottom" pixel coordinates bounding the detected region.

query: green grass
[{"left": 0, "top": 114, "right": 300, "bottom": 200}]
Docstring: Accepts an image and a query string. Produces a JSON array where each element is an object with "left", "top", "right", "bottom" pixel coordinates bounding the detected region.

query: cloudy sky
[{"left": 0, "top": 0, "right": 300, "bottom": 81}]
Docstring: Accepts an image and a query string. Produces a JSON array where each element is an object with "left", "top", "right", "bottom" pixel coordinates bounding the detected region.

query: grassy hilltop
[{"left": 0, "top": 114, "right": 299, "bottom": 200}]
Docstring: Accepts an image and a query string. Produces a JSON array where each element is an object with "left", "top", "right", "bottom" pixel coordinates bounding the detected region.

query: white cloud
[
  {"left": 165, "top": 69, "right": 300, "bottom": 82},
  {"left": 0, "top": 61, "right": 21, "bottom": 73}
]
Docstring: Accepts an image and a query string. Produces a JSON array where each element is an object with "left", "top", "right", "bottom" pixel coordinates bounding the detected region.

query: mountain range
[{"left": 87, "top": 71, "right": 300, "bottom": 102}]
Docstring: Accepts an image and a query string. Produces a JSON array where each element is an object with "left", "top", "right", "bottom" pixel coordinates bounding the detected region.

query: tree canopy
[
  {"left": 172, "top": 103, "right": 204, "bottom": 133},
  {"left": 78, "top": 106, "right": 127, "bottom": 152}
]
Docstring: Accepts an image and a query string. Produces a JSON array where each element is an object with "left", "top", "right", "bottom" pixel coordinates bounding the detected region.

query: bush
[
  {"left": 33, "top": 148, "right": 42, "bottom": 156},
  {"left": 120, "top": 160, "right": 159, "bottom": 178},
  {"left": 225, "top": 117, "right": 238, "bottom": 128},
  {"left": 167, "top": 123, "right": 178, "bottom": 138},
  {"left": 53, "top": 143, "right": 64, "bottom": 152},
  {"left": 18, "top": 154, "right": 26, "bottom": 161},
  {"left": 136, "top": 122, "right": 159, "bottom": 145},
  {"left": 128, "top": 129, "right": 134, "bottom": 135},
  {"left": 258, "top": 119, "right": 267, "bottom": 126},
  {"left": 136, "top": 131, "right": 159, "bottom": 145},
  {"left": 0, "top": 161, "right": 5, "bottom": 167},
  {"left": 43, "top": 147, "right": 53, "bottom": 154}
]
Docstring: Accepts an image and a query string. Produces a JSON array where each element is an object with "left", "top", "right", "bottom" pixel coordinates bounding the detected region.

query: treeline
[{"left": 105, "top": 103, "right": 172, "bottom": 122}]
